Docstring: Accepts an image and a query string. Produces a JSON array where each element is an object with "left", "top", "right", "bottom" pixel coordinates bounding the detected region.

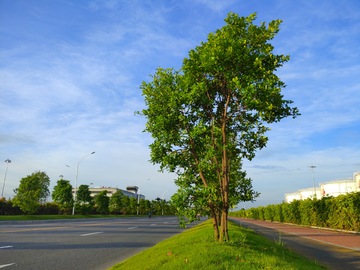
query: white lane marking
[
  {"left": 173, "top": 221, "right": 176, "bottom": 222},
  {"left": 80, "top": 232, "right": 103, "bottom": 237},
  {"left": 164, "top": 222, "right": 168, "bottom": 224},
  {"left": 150, "top": 224, "right": 157, "bottom": 226},
  {"left": 0, "top": 246, "right": 13, "bottom": 249},
  {"left": 128, "top": 227, "right": 138, "bottom": 229},
  {"left": 0, "top": 263, "right": 16, "bottom": 268}
]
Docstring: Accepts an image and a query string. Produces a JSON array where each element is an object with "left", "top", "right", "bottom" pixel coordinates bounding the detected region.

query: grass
[
  {"left": 110, "top": 219, "right": 327, "bottom": 270},
  {"left": 0, "top": 214, "right": 150, "bottom": 221}
]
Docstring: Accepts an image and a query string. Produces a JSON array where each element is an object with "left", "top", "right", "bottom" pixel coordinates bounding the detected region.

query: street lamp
[
  {"left": 137, "top": 178, "right": 149, "bottom": 215},
  {"left": 67, "top": 151, "right": 95, "bottom": 215},
  {"left": 161, "top": 190, "right": 169, "bottom": 215},
  {"left": 1, "top": 159, "right": 11, "bottom": 198},
  {"left": 309, "top": 166, "right": 316, "bottom": 198}
]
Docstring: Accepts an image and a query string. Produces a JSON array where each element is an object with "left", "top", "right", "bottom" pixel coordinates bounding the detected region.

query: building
[
  {"left": 299, "top": 187, "right": 321, "bottom": 200},
  {"left": 284, "top": 191, "right": 301, "bottom": 203},
  {"left": 284, "top": 170, "right": 360, "bottom": 202},
  {"left": 72, "top": 186, "right": 145, "bottom": 200},
  {"left": 320, "top": 178, "right": 357, "bottom": 198}
]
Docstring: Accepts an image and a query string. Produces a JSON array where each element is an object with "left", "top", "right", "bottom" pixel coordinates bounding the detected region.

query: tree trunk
[{"left": 210, "top": 204, "right": 219, "bottom": 241}]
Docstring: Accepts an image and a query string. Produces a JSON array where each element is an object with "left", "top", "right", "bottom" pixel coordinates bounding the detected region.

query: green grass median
[{"left": 110, "top": 219, "right": 326, "bottom": 270}]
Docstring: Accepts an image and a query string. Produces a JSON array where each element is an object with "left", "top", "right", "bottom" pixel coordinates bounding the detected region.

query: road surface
[{"left": 0, "top": 216, "right": 206, "bottom": 270}]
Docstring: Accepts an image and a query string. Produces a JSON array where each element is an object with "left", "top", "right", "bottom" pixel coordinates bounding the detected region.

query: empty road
[{"left": 0, "top": 216, "right": 206, "bottom": 270}]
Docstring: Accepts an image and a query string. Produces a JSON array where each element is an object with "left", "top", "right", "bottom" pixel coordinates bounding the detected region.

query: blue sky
[{"left": 1, "top": 0, "right": 360, "bottom": 208}]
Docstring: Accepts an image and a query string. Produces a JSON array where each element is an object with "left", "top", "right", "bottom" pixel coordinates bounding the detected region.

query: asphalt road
[
  {"left": 229, "top": 217, "right": 360, "bottom": 270},
  {"left": 0, "top": 216, "right": 206, "bottom": 270}
]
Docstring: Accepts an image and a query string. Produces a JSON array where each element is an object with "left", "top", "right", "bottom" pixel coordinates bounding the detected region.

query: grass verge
[
  {"left": 110, "top": 219, "right": 327, "bottom": 270},
  {"left": 0, "top": 214, "right": 151, "bottom": 221}
]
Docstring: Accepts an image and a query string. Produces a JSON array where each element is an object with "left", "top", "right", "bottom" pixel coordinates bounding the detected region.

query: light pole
[
  {"left": 309, "top": 166, "right": 316, "bottom": 198},
  {"left": 67, "top": 151, "right": 95, "bottom": 215},
  {"left": 161, "top": 190, "right": 168, "bottom": 215},
  {"left": 137, "top": 179, "right": 149, "bottom": 215},
  {"left": 1, "top": 159, "right": 11, "bottom": 198}
]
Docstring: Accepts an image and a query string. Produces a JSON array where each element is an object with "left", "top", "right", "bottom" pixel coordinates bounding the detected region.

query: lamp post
[
  {"left": 1, "top": 159, "right": 11, "bottom": 198},
  {"left": 137, "top": 179, "right": 149, "bottom": 215},
  {"left": 309, "top": 166, "right": 316, "bottom": 198},
  {"left": 161, "top": 190, "right": 168, "bottom": 215},
  {"left": 67, "top": 152, "right": 95, "bottom": 215}
]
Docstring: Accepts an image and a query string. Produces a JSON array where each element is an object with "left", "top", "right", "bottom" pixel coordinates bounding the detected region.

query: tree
[
  {"left": 138, "top": 12, "right": 299, "bottom": 241},
  {"left": 129, "top": 197, "right": 137, "bottom": 214},
  {"left": 52, "top": 179, "right": 73, "bottom": 214},
  {"left": 109, "top": 190, "right": 124, "bottom": 214},
  {"left": 122, "top": 195, "right": 130, "bottom": 214},
  {"left": 95, "top": 190, "right": 110, "bottom": 214},
  {"left": 75, "top": 184, "right": 94, "bottom": 215},
  {"left": 12, "top": 171, "right": 50, "bottom": 214}
]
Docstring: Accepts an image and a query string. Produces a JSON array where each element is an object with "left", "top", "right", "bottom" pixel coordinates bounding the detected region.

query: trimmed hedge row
[{"left": 229, "top": 192, "right": 360, "bottom": 231}]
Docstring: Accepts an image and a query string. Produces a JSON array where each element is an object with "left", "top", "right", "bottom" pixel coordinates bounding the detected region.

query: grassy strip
[
  {"left": 0, "top": 215, "right": 151, "bottom": 221},
  {"left": 110, "top": 219, "right": 326, "bottom": 270}
]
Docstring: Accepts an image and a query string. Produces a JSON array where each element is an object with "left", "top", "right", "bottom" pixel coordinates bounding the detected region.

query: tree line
[{"left": 0, "top": 171, "right": 175, "bottom": 215}]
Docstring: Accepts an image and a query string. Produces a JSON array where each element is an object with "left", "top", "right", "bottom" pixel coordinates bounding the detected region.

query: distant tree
[
  {"left": 122, "top": 195, "right": 130, "bottom": 214},
  {"left": 139, "top": 198, "right": 151, "bottom": 215},
  {"left": 52, "top": 179, "right": 73, "bottom": 214},
  {"left": 129, "top": 197, "right": 137, "bottom": 214},
  {"left": 95, "top": 190, "right": 110, "bottom": 214},
  {"left": 109, "top": 190, "right": 124, "bottom": 214},
  {"left": 75, "top": 185, "right": 94, "bottom": 215},
  {"left": 12, "top": 171, "right": 50, "bottom": 214}
]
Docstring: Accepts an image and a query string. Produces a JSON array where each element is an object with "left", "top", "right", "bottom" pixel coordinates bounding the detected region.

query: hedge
[{"left": 229, "top": 192, "right": 360, "bottom": 231}]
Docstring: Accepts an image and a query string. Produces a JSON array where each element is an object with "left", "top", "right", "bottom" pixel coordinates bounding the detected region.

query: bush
[{"left": 229, "top": 192, "right": 360, "bottom": 232}]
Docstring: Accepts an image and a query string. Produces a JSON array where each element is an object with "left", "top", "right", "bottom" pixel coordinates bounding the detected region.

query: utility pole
[
  {"left": 309, "top": 166, "right": 316, "bottom": 198},
  {"left": 1, "top": 159, "right": 11, "bottom": 198}
]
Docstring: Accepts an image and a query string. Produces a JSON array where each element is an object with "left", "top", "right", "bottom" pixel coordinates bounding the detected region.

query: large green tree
[
  {"left": 13, "top": 171, "right": 50, "bottom": 214},
  {"left": 138, "top": 12, "right": 299, "bottom": 241},
  {"left": 109, "top": 190, "right": 124, "bottom": 214},
  {"left": 95, "top": 190, "right": 110, "bottom": 214},
  {"left": 52, "top": 179, "right": 73, "bottom": 213},
  {"left": 75, "top": 184, "right": 94, "bottom": 215}
]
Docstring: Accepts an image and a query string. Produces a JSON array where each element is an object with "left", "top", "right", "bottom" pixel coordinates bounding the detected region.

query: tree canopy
[
  {"left": 138, "top": 12, "right": 299, "bottom": 241},
  {"left": 13, "top": 171, "right": 50, "bottom": 214},
  {"left": 75, "top": 184, "right": 94, "bottom": 215},
  {"left": 52, "top": 179, "right": 73, "bottom": 212},
  {"left": 95, "top": 190, "right": 110, "bottom": 214},
  {"left": 109, "top": 190, "right": 124, "bottom": 214}
]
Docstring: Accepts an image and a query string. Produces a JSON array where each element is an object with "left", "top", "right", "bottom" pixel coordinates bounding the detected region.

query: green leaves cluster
[
  {"left": 75, "top": 184, "right": 94, "bottom": 215},
  {"left": 138, "top": 12, "right": 299, "bottom": 241},
  {"left": 230, "top": 192, "right": 360, "bottom": 231},
  {"left": 52, "top": 179, "right": 73, "bottom": 212},
  {"left": 12, "top": 171, "right": 50, "bottom": 214}
]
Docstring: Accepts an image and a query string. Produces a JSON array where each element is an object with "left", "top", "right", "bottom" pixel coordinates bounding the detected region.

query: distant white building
[
  {"left": 320, "top": 178, "right": 357, "bottom": 198},
  {"left": 72, "top": 186, "right": 145, "bottom": 200},
  {"left": 299, "top": 187, "right": 321, "bottom": 200},
  {"left": 284, "top": 171, "right": 360, "bottom": 202},
  {"left": 284, "top": 192, "right": 301, "bottom": 203}
]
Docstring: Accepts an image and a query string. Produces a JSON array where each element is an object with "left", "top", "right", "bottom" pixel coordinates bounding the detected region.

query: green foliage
[
  {"left": 109, "top": 190, "right": 124, "bottom": 214},
  {"left": 229, "top": 192, "right": 360, "bottom": 231},
  {"left": 138, "top": 12, "right": 298, "bottom": 241},
  {"left": 75, "top": 184, "right": 94, "bottom": 215},
  {"left": 129, "top": 197, "right": 137, "bottom": 214},
  {"left": 122, "top": 195, "right": 131, "bottom": 214},
  {"left": 12, "top": 171, "right": 50, "bottom": 214},
  {"left": 95, "top": 190, "right": 110, "bottom": 214},
  {"left": 52, "top": 179, "right": 73, "bottom": 213}
]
